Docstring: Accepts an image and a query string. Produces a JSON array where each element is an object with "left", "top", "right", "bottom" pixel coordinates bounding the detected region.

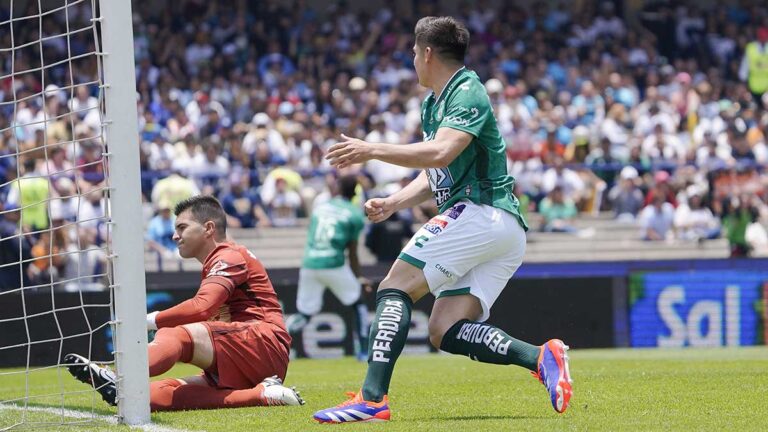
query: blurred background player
[
  {"left": 286, "top": 174, "right": 370, "bottom": 361},
  {"left": 313, "top": 16, "right": 571, "bottom": 424},
  {"left": 65, "top": 196, "right": 303, "bottom": 411}
]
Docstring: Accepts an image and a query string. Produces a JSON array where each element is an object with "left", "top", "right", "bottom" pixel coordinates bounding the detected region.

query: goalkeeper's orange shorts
[{"left": 200, "top": 320, "right": 290, "bottom": 389}]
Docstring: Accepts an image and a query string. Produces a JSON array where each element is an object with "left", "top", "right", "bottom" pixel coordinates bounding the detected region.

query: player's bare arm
[
  {"left": 326, "top": 127, "right": 473, "bottom": 169},
  {"left": 365, "top": 171, "right": 432, "bottom": 223}
]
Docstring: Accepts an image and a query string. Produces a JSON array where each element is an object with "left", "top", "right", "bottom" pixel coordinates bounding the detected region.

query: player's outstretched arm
[
  {"left": 147, "top": 282, "right": 229, "bottom": 330},
  {"left": 326, "top": 127, "right": 473, "bottom": 170},
  {"left": 365, "top": 171, "right": 431, "bottom": 223}
]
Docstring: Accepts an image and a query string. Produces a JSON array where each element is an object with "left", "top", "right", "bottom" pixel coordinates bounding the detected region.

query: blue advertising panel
[{"left": 630, "top": 271, "right": 765, "bottom": 347}]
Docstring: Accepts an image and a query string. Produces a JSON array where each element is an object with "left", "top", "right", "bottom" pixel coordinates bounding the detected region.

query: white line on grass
[{"left": 0, "top": 404, "right": 192, "bottom": 432}]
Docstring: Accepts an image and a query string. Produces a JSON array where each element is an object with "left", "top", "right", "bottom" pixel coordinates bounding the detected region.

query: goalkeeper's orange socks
[{"left": 148, "top": 326, "right": 194, "bottom": 376}]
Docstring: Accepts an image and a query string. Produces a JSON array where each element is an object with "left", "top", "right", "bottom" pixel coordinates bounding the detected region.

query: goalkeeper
[{"left": 66, "top": 196, "right": 304, "bottom": 411}]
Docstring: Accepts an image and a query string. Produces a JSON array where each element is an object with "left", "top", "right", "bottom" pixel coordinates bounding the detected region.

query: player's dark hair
[
  {"left": 414, "top": 16, "right": 469, "bottom": 64},
  {"left": 338, "top": 174, "right": 358, "bottom": 200},
  {"left": 174, "top": 195, "right": 227, "bottom": 237}
]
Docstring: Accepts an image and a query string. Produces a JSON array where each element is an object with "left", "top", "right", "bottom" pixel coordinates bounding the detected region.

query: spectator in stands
[
  {"left": 145, "top": 136, "right": 176, "bottom": 172},
  {"left": 364, "top": 115, "right": 414, "bottom": 192},
  {"left": 0, "top": 203, "right": 33, "bottom": 291},
  {"left": 7, "top": 159, "right": 49, "bottom": 231},
  {"left": 638, "top": 194, "right": 676, "bottom": 241},
  {"left": 586, "top": 136, "right": 622, "bottom": 186},
  {"left": 541, "top": 157, "right": 586, "bottom": 206},
  {"left": 739, "top": 26, "right": 768, "bottom": 107},
  {"left": 644, "top": 170, "right": 678, "bottom": 207},
  {"left": 730, "top": 126, "right": 756, "bottom": 162},
  {"left": 265, "top": 177, "right": 302, "bottom": 227},
  {"left": 505, "top": 115, "right": 537, "bottom": 160},
  {"left": 29, "top": 226, "right": 70, "bottom": 284},
  {"left": 49, "top": 177, "right": 79, "bottom": 223},
  {"left": 77, "top": 140, "right": 105, "bottom": 189},
  {"left": 62, "top": 227, "right": 107, "bottom": 291},
  {"left": 600, "top": 103, "right": 630, "bottom": 150},
  {"left": 5, "top": 0, "right": 768, "bottom": 274},
  {"left": 642, "top": 123, "right": 685, "bottom": 163},
  {"left": 68, "top": 86, "right": 98, "bottom": 119},
  {"left": 538, "top": 126, "right": 566, "bottom": 165},
  {"left": 608, "top": 166, "right": 644, "bottom": 222},
  {"left": 260, "top": 165, "right": 305, "bottom": 214},
  {"left": 146, "top": 199, "right": 178, "bottom": 259},
  {"left": 696, "top": 132, "right": 728, "bottom": 171},
  {"left": 77, "top": 189, "right": 107, "bottom": 237},
  {"left": 188, "top": 137, "right": 230, "bottom": 195},
  {"left": 151, "top": 169, "right": 200, "bottom": 212},
  {"left": 674, "top": 190, "right": 721, "bottom": 241},
  {"left": 538, "top": 185, "right": 578, "bottom": 233},
  {"left": 722, "top": 194, "right": 760, "bottom": 257},
  {"left": 220, "top": 173, "right": 271, "bottom": 229},
  {"left": 746, "top": 208, "right": 768, "bottom": 256},
  {"left": 572, "top": 80, "right": 605, "bottom": 126},
  {"left": 243, "top": 113, "right": 289, "bottom": 165},
  {"left": 45, "top": 146, "right": 75, "bottom": 195}
]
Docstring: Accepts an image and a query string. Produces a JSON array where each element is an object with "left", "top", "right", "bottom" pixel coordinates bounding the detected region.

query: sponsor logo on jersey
[
  {"left": 443, "top": 115, "right": 470, "bottom": 126},
  {"left": 443, "top": 106, "right": 479, "bottom": 127},
  {"left": 423, "top": 217, "right": 448, "bottom": 235},
  {"left": 207, "top": 260, "right": 230, "bottom": 277},
  {"left": 435, "top": 263, "right": 453, "bottom": 279},
  {"left": 445, "top": 203, "right": 466, "bottom": 219}
]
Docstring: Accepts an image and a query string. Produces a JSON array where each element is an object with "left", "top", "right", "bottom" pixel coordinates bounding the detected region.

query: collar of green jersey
[{"left": 433, "top": 66, "right": 467, "bottom": 105}]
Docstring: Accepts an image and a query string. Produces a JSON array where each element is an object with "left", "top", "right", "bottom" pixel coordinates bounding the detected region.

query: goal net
[{"left": 0, "top": 0, "right": 149, "bottom": 428}]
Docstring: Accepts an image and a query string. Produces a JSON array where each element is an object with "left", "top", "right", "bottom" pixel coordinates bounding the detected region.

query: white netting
[{"left": 0, "top": 0, "right": 124, "bottom": 428}]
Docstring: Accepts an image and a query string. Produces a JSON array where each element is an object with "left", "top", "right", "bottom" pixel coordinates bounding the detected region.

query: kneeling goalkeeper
[{"left": 65, "top": 196, "right": 304, "bottom": 411}]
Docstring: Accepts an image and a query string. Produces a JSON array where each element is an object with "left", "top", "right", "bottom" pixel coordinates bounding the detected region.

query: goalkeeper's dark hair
[
  {"left": 338, "top": 174, "right": 358, "bottom": 200},
  {"left": 174, "top": 195, "right": 227, "bottom": 238},
  {"left": 414, "top": 16, "right": 469, "bottom": 64}
]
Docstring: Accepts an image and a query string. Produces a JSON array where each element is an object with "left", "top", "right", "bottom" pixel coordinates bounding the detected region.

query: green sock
[
  {"left": 440, "top": 319, "right": 540, "bottom": 371},
  {"left": 361, "top": 289, "right": 412, "bottom": 402}
]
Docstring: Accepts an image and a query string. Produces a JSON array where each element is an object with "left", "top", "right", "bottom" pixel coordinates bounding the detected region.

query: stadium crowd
[{"left": 2, "top": 0, "right": 768, "bottom": 288}]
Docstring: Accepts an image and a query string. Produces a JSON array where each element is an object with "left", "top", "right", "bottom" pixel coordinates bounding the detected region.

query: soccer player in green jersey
[
  {"left": 287, "top": 174, "right": 371, "bottom": 360},
  {"left": 313, "top": 17, "right": 572, "bottom": 423}
]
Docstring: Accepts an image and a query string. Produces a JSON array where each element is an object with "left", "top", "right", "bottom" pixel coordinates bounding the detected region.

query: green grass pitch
[{"left": 1, "top": 347, "right": 766, "bottom": 431}]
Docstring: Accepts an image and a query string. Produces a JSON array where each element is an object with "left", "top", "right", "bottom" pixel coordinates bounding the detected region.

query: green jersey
[
  {"left": 421, "top": 67, "right": 528, "bottom": 231},
  {"left": 302, "top": 197, "right": 366, "bottom": 269}
]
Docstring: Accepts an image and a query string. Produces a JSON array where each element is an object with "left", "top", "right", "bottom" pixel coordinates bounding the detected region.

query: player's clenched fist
[{"left": 364, "top": 197, "right": 395, "bottom": 223}]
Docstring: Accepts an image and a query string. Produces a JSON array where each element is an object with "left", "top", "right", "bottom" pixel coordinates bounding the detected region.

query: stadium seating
[{"left": 143, "top": 212, "right": 729, "bottom": 272}]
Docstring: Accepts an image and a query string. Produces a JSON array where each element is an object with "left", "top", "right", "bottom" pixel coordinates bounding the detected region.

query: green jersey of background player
[
  {"left": 287, "top": 174, "right": 371, "bottom": 361},
  {"left": 313, "top": 16, "right": 572, "bottom": 423}
]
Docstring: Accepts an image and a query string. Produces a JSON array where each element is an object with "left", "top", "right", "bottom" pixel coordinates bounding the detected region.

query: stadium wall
[{"left": 3, "top": 258, "right": 766, "bottom": 366}]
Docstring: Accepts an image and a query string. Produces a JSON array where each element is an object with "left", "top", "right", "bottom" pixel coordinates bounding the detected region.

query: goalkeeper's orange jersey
[{"left": 200, "top": 242, "right": 286, "bottom": 330}]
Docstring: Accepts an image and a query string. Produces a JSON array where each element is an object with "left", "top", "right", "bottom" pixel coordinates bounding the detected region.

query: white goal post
[
  {"left": 0, "top": 0, "right": 149, "bottom": 428},
  {"left": 98, "top": 0, "right": 151, "bottom": 426}
]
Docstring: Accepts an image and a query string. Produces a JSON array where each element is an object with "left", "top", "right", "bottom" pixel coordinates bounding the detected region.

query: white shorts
[
  {"left": 296, "top": 265, "right": 362, "bottom": 315},
  {"left": 399, "top": 201, "right": 526, "bottom": 321}
]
